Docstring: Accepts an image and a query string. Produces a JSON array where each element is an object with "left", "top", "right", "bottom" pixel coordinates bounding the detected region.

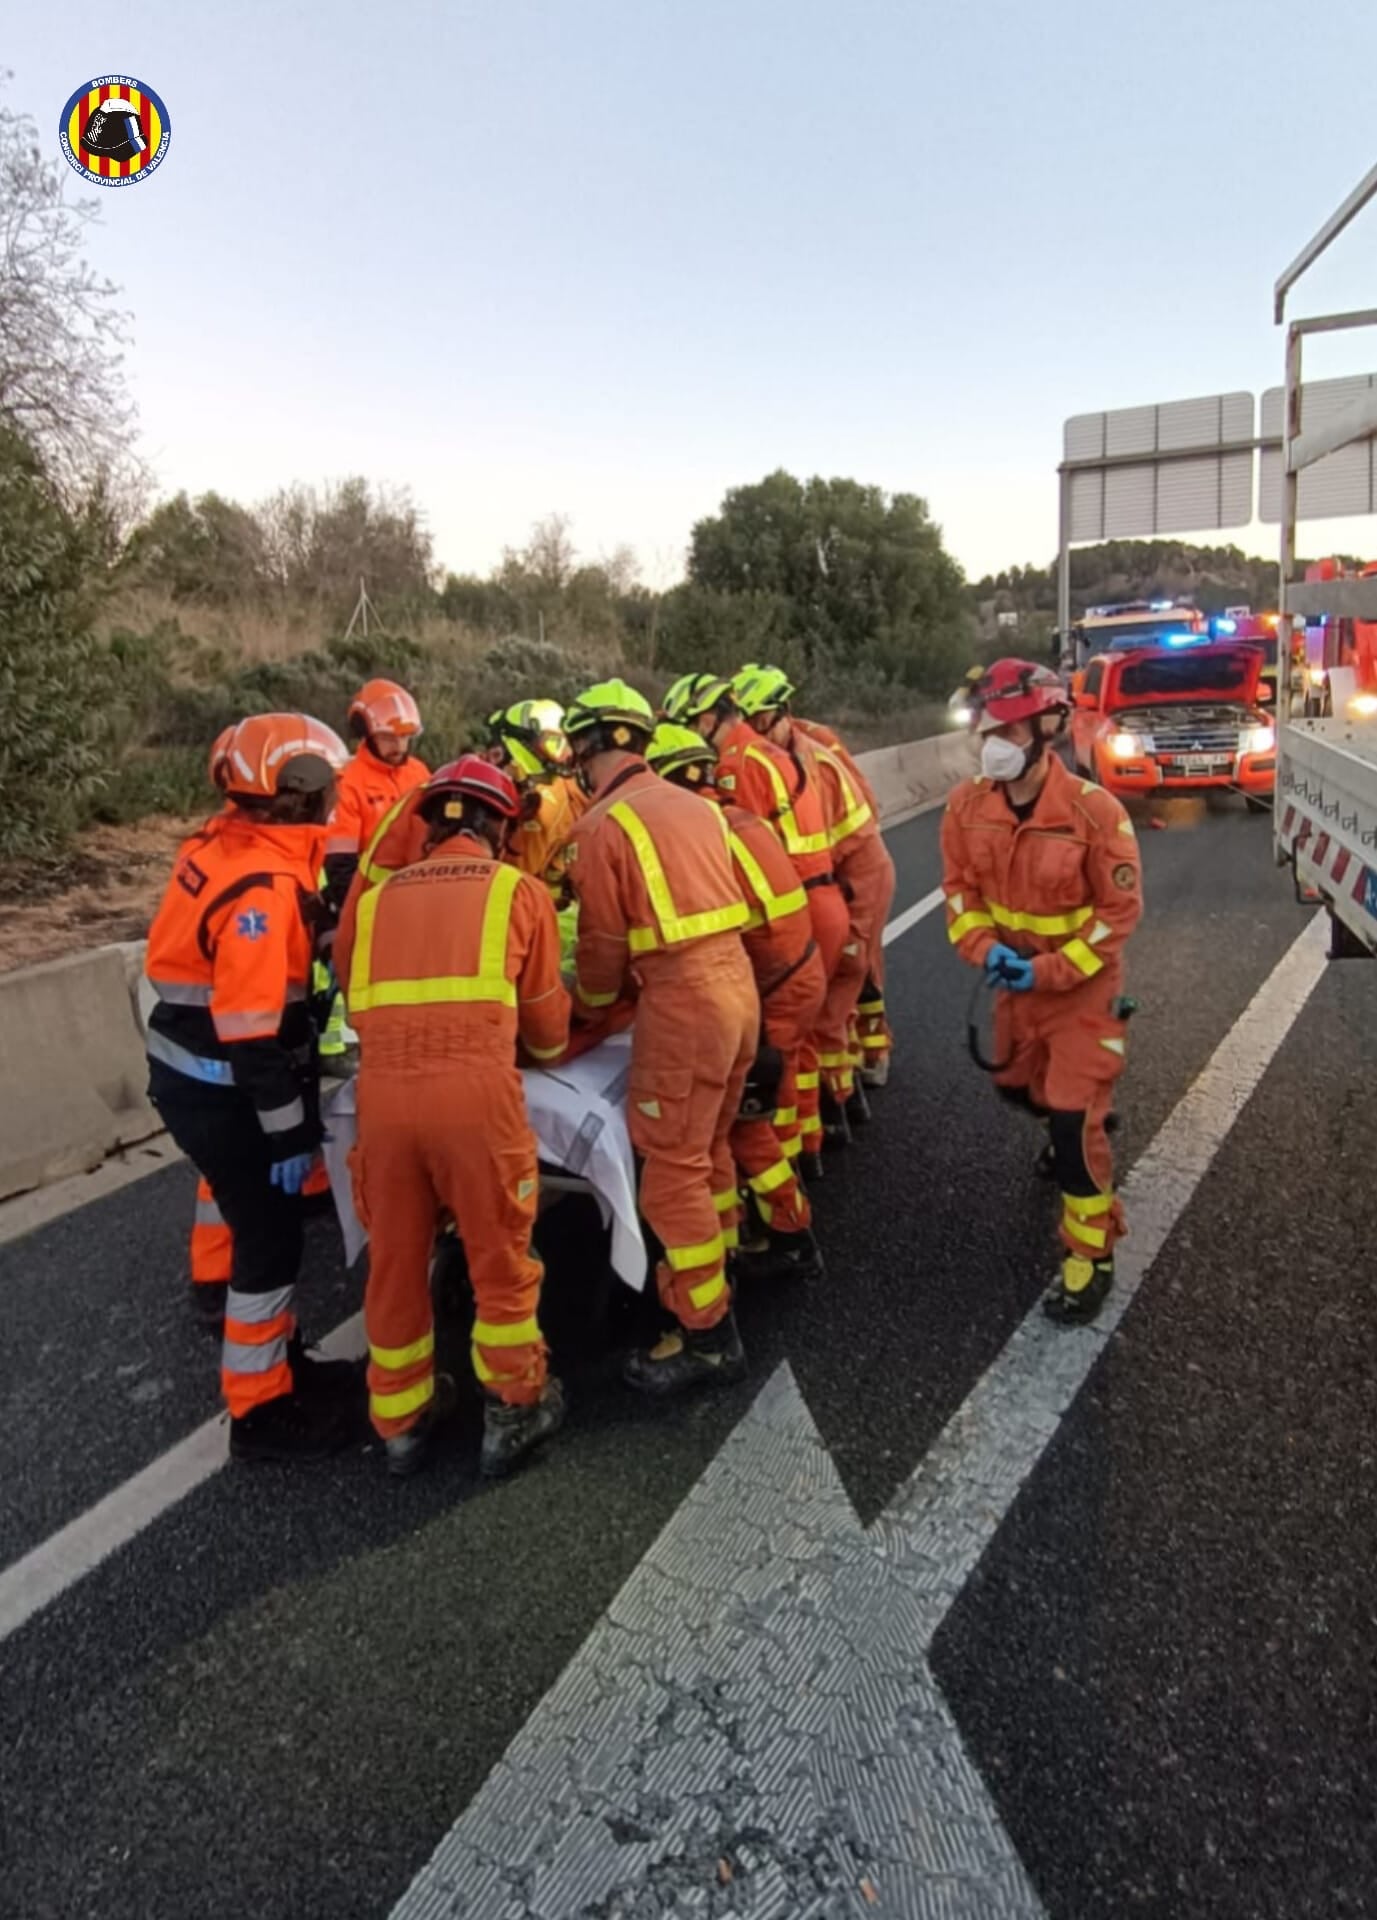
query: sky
[{"left": 10, "top": 1, "right": 1377, "bottom": 587}]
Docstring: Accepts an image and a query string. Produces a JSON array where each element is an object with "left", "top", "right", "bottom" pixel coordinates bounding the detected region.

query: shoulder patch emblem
[
  {"left": 176, "top": 857, "right": 209, "bottom": 898},
  {"left": 1111, "top": 862, "right": 1138, "bottom": 891},
  {"left": 718, "top": 773, "right": 736, "bottom": 791}
]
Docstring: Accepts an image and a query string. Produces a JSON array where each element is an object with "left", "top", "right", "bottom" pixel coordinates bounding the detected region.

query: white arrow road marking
[
  {"left": 391, "top": 913, "right": 1330, "bottom": 1919},
  {"left": 0, "top": 872, "right": 950, "bottom": 1648}
]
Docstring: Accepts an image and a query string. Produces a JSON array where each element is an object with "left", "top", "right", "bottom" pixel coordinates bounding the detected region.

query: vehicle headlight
[
  {"left": 1240, "top": 723, "right": 1276, "bottom": 755},
  {"left": 1308, "top": 665, "right": 1328, "bottom": 688},
  {"left": 1108, "top": 731, "right": 1143, "bottom": 761},
  {"left": 1348, "top": 692, "right": 1377, "bottom": 720}
]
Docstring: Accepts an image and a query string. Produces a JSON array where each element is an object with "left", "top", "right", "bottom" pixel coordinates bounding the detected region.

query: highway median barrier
[{"left": 857, "top": 727, "right": 977, "bottom": 825}]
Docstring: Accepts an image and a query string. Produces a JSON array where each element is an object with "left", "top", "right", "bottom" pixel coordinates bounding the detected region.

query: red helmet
[
  {"left": 971, "top": 658, "right": 1069, "bottom": 732},
  {"left": 348, "top": 678, "right": 423, "bottom": 742},
  {"left": 423, "top": 754, "right": 522, "bottom": 821}
]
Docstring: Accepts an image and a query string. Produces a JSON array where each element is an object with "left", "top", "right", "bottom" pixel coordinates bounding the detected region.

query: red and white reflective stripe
[{"left": 1285, "top": 803, "right": 1377, "bottom": 912}]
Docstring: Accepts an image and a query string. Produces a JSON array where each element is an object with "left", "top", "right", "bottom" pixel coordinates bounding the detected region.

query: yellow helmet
[
  {"left": 661, "top": 672, "right": 735, "bottom": 726},
  {"left": 564, "top": 678, "right": 656, "bottom": 753},
  {"left": 732, "top": 664, "right": 796, "bottom": 717},
  {"left": 485, "top": 699, "right": 572, "bottom": 780},
  {"left": 646, "top": 721, "right": 717, "bottom": 788}
]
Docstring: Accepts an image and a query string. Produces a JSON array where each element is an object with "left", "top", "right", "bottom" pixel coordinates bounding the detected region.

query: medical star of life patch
[
  {"left": 236, "top": 909, "right": 270, "bottom": 940},
  {"left": 1111, "top": 863, "right": 1137, "bottom": 891}
]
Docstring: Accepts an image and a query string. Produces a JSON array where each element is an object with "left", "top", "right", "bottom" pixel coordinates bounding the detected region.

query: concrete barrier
[
  {"left": 0, "top": 946, "right": 160, "bottom": 1201},
  {"left": 857, "top": 726, "right": 977, "bottom": 826}
]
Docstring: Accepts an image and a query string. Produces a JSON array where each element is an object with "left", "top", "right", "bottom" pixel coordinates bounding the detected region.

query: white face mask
[{"left": 980, "top": 734, "right": 1029, "bottom": 783}]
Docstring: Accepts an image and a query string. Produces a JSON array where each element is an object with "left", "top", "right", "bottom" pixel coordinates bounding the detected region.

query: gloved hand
[
  {"left": 984, "top": 943, "right": 1035, "bottom": 993},
  {"left": 270, "top": 1152, "right": 316, "bottom": 1195}
]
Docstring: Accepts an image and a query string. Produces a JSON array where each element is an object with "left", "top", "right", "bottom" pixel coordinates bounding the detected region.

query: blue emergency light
[{"left": 1213, "top": 617, "right": 1237, "bottom": 635}]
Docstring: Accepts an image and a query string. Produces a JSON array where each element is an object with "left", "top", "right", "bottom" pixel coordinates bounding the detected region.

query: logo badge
[
  {"left": 236, "top": 910, "right": 270, "bottom": 942},
  {"left": 59, "top": 76, "right": 170, "bottom": 186}
]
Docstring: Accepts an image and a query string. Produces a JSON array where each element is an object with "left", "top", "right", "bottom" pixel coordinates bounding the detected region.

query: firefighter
[
  {"left": 334, "top": 756, "right": 571, "bottom": 1478},
  {"left": 323, "top": 678, "right": 430, "bottom": 903},
  {"left": 647, "top": 723, "right": 825, "bottom": 1283},
  {"left": 484, "top": 699, "right": 587, "bottom": 896},
  {"left": 660, "top": 672, "right": 742, "bottom": 753},
  {"left": 719, "top": 666, "right": 848, "bottom": 1177},
  {"left": 563, "top": 680, "right": 759, "bottom": 1394},
  {"left": 145, "top": 713, "right": 359, "bottom": 1460},
  {"left": 789, "top": 708, "right": 896, "bottom": 1090},
  {"left": 941, "top": 659, "right": 1143, "bottom": 1323}
]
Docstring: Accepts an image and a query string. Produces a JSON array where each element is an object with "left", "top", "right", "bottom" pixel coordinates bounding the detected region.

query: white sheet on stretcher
[{"left": 319, "top": 1032, "right": 646, "bottom": 1290}]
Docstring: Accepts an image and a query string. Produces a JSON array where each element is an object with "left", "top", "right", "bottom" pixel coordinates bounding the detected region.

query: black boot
[
  {"left": 734, "top": 1225, "right": 824, "bottom": 1284},
  {"left": 1043, "top": 1255, "right": 1114, "bottom": 1325},
  {"left": 289, "top": 1334, "right": 365, "bottom": 1414},
  {"left": 480, "top": 1378, "right": 566, "bottom": 1478},
  {"left": 820, "top": 1087, "right": 852, "bottom": 1150},
  {"left": 189, "top": 1281, "right": 228, "bottom": 1332},
  {"left": 847, "top": 1078, "right": 872, "bottom": 1127},
  {"left": 800, "top": 1147, "right": 824, "bottom": 1185},
  {"left": 229, "top": 1388, "right": 353, "bottom": 1464},
  {"left": 382, "top": 1372, "right": 460, "bottom": 1478},
  {"left": 623, "top": 1312, "right": 747, "bottom": 1398}
]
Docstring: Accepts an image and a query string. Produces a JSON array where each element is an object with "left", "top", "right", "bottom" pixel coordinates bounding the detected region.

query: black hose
[{"left": 966, "top": 971, "right": 1015, "bottom": 1073}]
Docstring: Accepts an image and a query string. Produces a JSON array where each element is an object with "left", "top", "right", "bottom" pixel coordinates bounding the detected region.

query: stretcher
[{"left": 319, "top": 1033, "right": 647, "bottom": 1290}]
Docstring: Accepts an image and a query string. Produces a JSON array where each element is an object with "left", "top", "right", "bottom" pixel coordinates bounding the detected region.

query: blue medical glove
[
  {"left": 984, "top": 943, "right": 1035, "bottom": 993},
  {"left": 270, "top": 1152, "right": 315, "bottom": 1196}
]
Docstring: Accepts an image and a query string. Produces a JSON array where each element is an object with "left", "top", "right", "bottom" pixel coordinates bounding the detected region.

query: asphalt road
[{"left": 0, "top": 792, "right": 1368, "bottom": 1920}]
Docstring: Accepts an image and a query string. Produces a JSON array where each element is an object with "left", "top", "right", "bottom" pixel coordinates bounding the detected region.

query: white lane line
[
  {"left": 0, "top": 1312, "right": 365, "bottom": 1646},
  {"left": 883, "top": 884, "right": 944, "bottom": 945},
  {"left": 390, "top": 912, "right": 1332, "bottom": 1920}
]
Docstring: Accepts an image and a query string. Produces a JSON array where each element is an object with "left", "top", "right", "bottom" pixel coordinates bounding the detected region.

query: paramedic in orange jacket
[
  {"left": 793, "top": 712, "right": 895, "bottom": 1089},
  {"left": 145, "top": 713, "right": 359, "bottom": 1462},
  {"left": 334, "top": 756, "right": 570, "bottom": 1478},
  {"left": 941, "top": 659, "right": 1143, "bottom": 1324},
  {"left": 647, "top": 724, "right": 826, "bottom": 1285},
  {"left": 323, "top": 679, "right": 430, "bottom": 904},
  {"left": 563, "top": 680, "right": 759, "bottom": 1396}
]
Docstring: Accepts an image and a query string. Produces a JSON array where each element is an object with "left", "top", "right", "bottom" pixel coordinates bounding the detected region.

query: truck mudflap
[{"left": 1276, "top": 789, "right": 1377, "bottom": 957}]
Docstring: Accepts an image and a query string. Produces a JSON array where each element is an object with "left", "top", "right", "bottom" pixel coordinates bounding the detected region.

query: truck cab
[{"left": 1069, "top": 640, "right": 1276, "bottom": 806}]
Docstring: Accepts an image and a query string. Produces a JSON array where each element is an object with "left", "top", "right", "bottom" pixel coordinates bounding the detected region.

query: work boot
[
  {"left": 289, "top": 1333, "right": 365, "bottom": 1411},
  {"left": 382, "top": 1372, "right": 460, "bottom": 1479},
  {"left": 734, "top": 1226, "right": 824, "bottom": 1285},
  {"left": 623, "top": 1312, "right": 747, "bottom": 1398},
  {"left": 820, "top": 1088, "right": 852, "bottom": 1150},
  {"left": 189, "top": 1280, "right": 228, "bottom": 1332},
  {"left": 860, "top": 1056, "right": 890, "bottom": 1089},
  {"left": 1043, "top": 1255, "right": 1115, "bottom": 1325},
  {"left": 847, "top": 1078, "right": 872, "bottom": 1127},
  {"left": 480, "top": 1378, "right": 566, "bottom": 1479},
  {"left": 229, "top": 1388, "right": 353, "bottom": 1464}
]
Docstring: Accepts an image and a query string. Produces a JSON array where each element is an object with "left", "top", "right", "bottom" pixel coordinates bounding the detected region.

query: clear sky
[{"left": 11, "top": 1, "right": 1377, "bottom": 586}]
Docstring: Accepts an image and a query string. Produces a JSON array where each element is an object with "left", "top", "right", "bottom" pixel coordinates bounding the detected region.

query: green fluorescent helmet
[
  {"left": 564, "top": 678, "right": 656, "bottom": 748},
  {"left": 646, "top": 721, "right": 717, "bottom": 786},
  {"left": 661, "top": 671, "right": 734, "bottom": 725},
  {"left": 732, "top": 664, "right": 796, "bottom": 717}
]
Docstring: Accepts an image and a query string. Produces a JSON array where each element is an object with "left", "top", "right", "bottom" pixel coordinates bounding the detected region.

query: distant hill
[{"left": 967, "top": 540, "right": 1314, "bottom": 656}]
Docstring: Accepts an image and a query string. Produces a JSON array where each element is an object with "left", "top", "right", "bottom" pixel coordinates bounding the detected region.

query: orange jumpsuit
[
  {"left": 336, "top": 835, "right": 570, "bottom": 1438},
  {"left": 145, "top": 813, "right": 328, "bottom": 1416},
  {"left": 794, "top": 717, "right": 894, "bottom": 1078},
  {"left": 720, "top": 802, "right": 825, "bottom": 1238},
  {"left": 568, "top": 762, "right": 758, "bottom": 1332},
  {"left": 716, "top": 719, "right": 845, "bottom": 1157},
  {"left": 324, "top": 744, "right": 430, "bottom": 879},
  {"left": 940, "top": 754, "right": 1143, "bottom": 1258}
]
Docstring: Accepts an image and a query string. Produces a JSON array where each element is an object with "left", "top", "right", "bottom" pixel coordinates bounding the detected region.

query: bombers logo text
[{"left": 59, "top": 76, "right": 170, "bottom": 186}]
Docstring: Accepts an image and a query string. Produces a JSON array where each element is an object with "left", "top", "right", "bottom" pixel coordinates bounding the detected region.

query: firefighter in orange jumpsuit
[
  {"left": 718, "top": 667, "right": 850, "bottom": 1177},
  {"left": 647, "top": 724, "right": 826, "bottom": 1284},
  {"left": 941, "top": 659, "right": 1143, "bottom": 1323},
  {"left": 323, "top": 678, "right": 430, "bottom": 903},
  {"left": 484, "top": 700, "right": 588, "bottom": 895},
  {"left": 145, "top": 713, "right": 360, "bottom": 1460},
  {"left": 563, "top": 680, "right": 758, "bottom": 1395},
  {"left": 792, "top": 711, "right": 895, "bottom": 1089},
  {"left": 334, "top": 756, "right": 570, "bottom": 1478}
]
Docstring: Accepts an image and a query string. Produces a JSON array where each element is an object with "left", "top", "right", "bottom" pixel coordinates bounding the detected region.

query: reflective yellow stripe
[
  {"left": 371, "top": 1376, "right": 435, "bottom": 1420},
  {"left": 857, "top": 998, "right": 885, "bottom": 1015},
  {"left": 1064, "top": 1213, "right": 1108, "bottom": 1250},
  {"left": 1060, "top": 937, "right": 1104, "bottom": 978},
  {"left": 860, "top": 1033, "right": 889, "bottom": 1049},
  {"left": 369, "top": 1330, "right": 435, "bottom": 1371},
  {"left": 721, "top": 1224, "right": 740, "bottom": 1251},
  {"left": 796, "top": 1071, "right": 820, "bottom": 1091},
  {"left": 473, "top": 1315, "right": 542, "bottom": 1347},
  {"left": 688, "top": 1270, "right": 727, "bottom": 1311},
  {"left": 816, "top": 743, "right": 873, "bottom": 845},
  {"left": 712, "top": 1188, "right": 738, "bottom": 1214},
  {"left": 818, "top": 1051, "right": 851, "bottom": 1068},
  {"left": 666, "top": 1233, "right": 725, "bottom": 1273},
  {"left": 524, "top": 1040, "right": 565, "bottom": 1060},
  {"left": 948, "top": 909, "right": 996, "bottom": 944},
  {"left": 357, "top": 796, "right": 410, "bottom": 887},
  {"left": 987, "top": 901, "right": 1094, "bottom": 937},
  {"left": 781, "top": 1134, "right": 803, "bottom": 1159},
  {"left": 349, "top": 862, "right": 520, "bottom": 1011},
  {"left": 774, "top": 1105, "right": 798, "bottom": 1126},
  {"left": 727, "top": 830, "right": 807, "bottom": 922},
  {"left": 1063, "top": 1191, "right": 1115, "bottom": 1219},
  {"left": 749, "top": 1158, "right": 794, "bottom": 1197},
  {"left": 609, "top": 802, "right": 749, "bottom": 951},
  {"left": 575, "top": 978, "right": 619, "bottom": 1008},
  {"left": 744, "top": 747, "right": 831, "bottom": 856}
]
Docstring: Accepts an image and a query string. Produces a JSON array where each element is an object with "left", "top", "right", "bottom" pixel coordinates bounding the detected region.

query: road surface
[{"left": 0, "top": 797, "right": 1372, "bottom": 1920}]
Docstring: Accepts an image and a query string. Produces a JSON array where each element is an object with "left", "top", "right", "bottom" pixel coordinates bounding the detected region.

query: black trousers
[{"left": 150, "top": 1067, "right": 303, "bottom": 1298}]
